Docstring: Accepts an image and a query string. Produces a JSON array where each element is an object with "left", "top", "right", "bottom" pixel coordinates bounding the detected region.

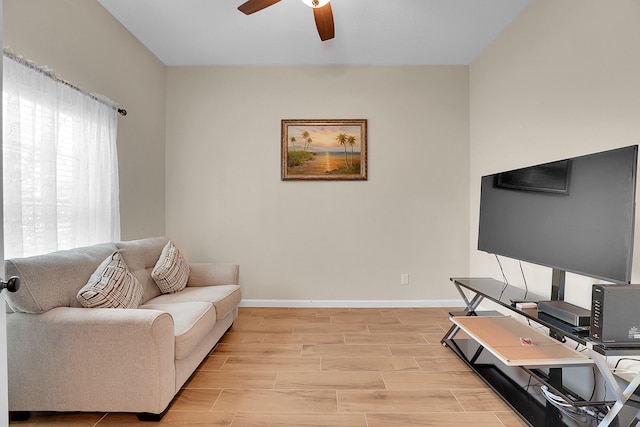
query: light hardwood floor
[{"left": 10, "top": 307, "right": 527, "bottom": 426}]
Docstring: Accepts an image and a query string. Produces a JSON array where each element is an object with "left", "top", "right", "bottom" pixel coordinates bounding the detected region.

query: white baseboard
[{"left": 240, "top": 299, "right": 464, "bottom": 308}]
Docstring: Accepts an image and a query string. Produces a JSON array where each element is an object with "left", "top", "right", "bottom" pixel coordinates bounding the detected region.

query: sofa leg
[
  {"left": 137, "top": 405, "right": 170, "bottom": 422},
  {"left": 10, "top": 411, "right": 31, "bottom": 421}
]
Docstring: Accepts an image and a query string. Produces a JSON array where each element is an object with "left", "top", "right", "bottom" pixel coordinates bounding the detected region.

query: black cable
[
  {"left": 524, "top": 375, "right": 533, "bottom": 391},
  {"left": 590, "top": 367, "right": 596, "bottom": 401},
  {"left": 519, "top": 260, "right": 529, "bottom": 300},
  {"left": 495, "top": 255, "right": 509, "bottom": 300},
  {"left": 613, "top": 357, "right": 640, "bottom": 371},
  {"left": 611, "top": 357, "right": 640, "bottom": 404}
]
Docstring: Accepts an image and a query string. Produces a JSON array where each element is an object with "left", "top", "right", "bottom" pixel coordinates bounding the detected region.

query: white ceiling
[{"left": 98, "top": 0, "right": 532, "bottom": 66}]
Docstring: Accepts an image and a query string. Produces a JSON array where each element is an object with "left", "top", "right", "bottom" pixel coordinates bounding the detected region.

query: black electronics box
[
  {"left": 591, "top": 284, "right": 640, "bottom": 346},
  {"left": 537, "top": 300, "right": 591, "bottom": 326}
]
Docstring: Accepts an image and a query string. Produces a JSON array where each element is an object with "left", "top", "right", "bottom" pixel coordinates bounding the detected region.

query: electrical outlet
[{"left": 401, "top": 273, "right": 409, "bottom": 285}]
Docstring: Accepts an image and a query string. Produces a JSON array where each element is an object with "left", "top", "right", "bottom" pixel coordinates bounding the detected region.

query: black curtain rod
[{"left": 3, "top": 49, "right": 127, "bottom": 116}]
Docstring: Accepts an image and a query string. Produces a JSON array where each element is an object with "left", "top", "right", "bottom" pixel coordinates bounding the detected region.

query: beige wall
[
  {"left": 3, "top": 2, "right": 470, "bottom": 304},
  {"left": 166, "top": 66, "right": 470, "bottom": 303},
  {"left": 3, "top": 0, "right": 166, "bottom": 240},
  {"left": 470, "top": 0, "right": 640, "bottom": 308}
]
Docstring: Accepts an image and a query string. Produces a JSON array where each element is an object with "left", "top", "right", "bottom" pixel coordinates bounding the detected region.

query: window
[{"left": 2, "top": 54, "right": 120, "bottom": 259}]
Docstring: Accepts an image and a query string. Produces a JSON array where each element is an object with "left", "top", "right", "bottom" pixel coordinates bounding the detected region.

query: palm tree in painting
[
  {"left": 347, "top": 135, "right": 357, "bottom": 167},
  {"left": 335, "top": 133, "right": 349, "bottom": 167},
  {"left": 301, "top": 131, "right": 310, "bottom": 151},
  {"left": 305, "top": 137, "right": 313, "bottom": 152},
  {"left": 290, "top": 136, "right": 297, "bottom": 151}
]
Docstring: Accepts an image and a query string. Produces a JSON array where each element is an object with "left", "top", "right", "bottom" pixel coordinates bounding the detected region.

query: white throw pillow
[
  {"left": 77, "top": 251, "right": 143, "bottom": 308},
  {"left": 151, "top": 241, "right": 190, "bottom": 294}
]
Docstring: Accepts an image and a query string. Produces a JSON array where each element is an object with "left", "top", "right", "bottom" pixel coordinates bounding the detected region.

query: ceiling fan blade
[
  {"left": 313, "top": 2, "right": 335, "bottom": 41},
  {"left": 238, "top": 0, "right": 281, "bottom": 15}
]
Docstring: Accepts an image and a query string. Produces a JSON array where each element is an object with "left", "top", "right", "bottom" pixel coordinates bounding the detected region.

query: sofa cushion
[
  {"left": 115, "top": 237, "right": 169, "bottom": 304},
  {"left": 140, "top": 302, "right": 216, "bottom": 359},
  {"left": 151, "top": 241, "right": 189, "bottom": 294},
  {"left": 187, "top": 263, "right": 239, "bottom": 286},
  {"left": 144, "top": 285, "right": 241, "bottom": 320},
  {"left": 77, "top": 252, "right": 144, "bottom": 309},
  {"left": 5, "top": 243, "right": 118, "bottom": 314}
]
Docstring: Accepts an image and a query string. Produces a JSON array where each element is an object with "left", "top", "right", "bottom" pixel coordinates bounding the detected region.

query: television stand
[{"left": 442, "top": 277, "right": 640, "bottom": 427}]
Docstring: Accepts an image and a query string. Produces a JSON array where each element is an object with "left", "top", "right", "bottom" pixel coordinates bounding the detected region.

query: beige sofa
[{"left": 4, "top": 236, "right": 241, "bottom": 420}]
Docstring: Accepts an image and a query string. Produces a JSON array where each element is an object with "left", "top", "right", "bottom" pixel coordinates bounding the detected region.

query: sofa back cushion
[
  {"left": 115, "top": 236, "right": 169, "bottom": 304},
  {"left": 5, "top": 237, "right": 172, "bottom": 313},
  {"left": 5, "top": 243, "right": 118, "bottom": 314}
]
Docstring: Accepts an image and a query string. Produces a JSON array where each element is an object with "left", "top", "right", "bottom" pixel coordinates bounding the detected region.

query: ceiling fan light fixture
[{"left": 300, "top": 0, "right": 330, "bottom": 8}]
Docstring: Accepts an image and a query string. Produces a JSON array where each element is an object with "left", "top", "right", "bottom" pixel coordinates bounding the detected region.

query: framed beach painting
[{"left": 281, "top": 119, "right": 368, "bottom": 181}]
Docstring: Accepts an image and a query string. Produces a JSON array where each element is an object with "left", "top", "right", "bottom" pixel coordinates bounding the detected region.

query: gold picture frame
[{"left": 281, "top": 119, "right": 368, "bottom": 181}]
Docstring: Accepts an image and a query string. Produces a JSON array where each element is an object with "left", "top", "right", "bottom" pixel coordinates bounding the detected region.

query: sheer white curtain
[{"left": 2, "top": 55, "right": 120, "bottom": 259}]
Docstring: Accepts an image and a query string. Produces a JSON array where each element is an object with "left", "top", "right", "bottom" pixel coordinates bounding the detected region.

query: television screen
[{"left": 478, "top": 145, "right": 638, "bottom": 284}]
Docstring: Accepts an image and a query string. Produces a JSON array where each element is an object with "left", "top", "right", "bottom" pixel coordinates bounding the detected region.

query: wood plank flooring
[{"left": 10, "top": 307, "right": 527, "bottom": 426}]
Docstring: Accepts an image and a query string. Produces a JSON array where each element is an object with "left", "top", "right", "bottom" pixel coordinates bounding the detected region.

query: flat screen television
[{"left": 478, "top": 145, "right": 638, "bottom": 285}]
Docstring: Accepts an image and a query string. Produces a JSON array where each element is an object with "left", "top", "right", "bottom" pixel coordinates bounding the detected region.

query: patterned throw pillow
[
  {"left": 151, "top": 241, "right": 190, "bottom": 294},
  {"left": 77, "top": 251, "right": 143, "bottom": 308}
]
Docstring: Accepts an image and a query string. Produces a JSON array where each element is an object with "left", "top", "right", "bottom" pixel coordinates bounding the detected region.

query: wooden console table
[{"left": 442, "top": 277, "right": 640, "bottom": 427}]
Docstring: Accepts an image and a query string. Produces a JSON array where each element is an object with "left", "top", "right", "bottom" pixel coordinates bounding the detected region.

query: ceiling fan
[{"left": 237, "top": 0, "right": 335, "bottom": 41}]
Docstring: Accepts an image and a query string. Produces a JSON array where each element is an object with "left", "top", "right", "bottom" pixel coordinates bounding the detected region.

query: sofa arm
[
  {"left": 187, "top": 263, "right": 239, "bottom": 287},
  {"left": 7, "top": 307, "right": 176, "bottom": 414}
]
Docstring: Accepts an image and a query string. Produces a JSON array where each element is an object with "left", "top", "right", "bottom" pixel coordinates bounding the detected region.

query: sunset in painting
[{"left": 282, "top": 120, "right": 367, "bottom": 180}]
